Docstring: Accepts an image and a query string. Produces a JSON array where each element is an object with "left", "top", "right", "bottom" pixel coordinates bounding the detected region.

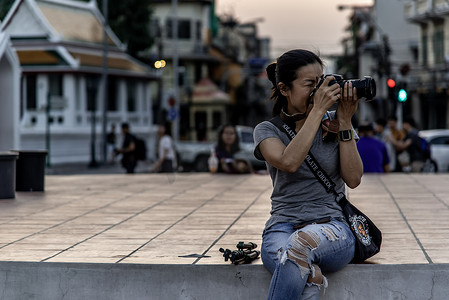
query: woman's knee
[
  {"left": 281, "top": 230, "right": 323, "bottom": 283},
  {"left": 286, "top": 231, "right": 320, "bottom": 266},
  {"left": 277, "top": 231, "right": 326, "bottom": 287}
]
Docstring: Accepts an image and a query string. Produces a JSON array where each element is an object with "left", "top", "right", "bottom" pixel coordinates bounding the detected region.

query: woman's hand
[
  {"left": 311, "top": 76, "right": 341, "bottom": 114},
  {"left": 336, "top": 81, "right": 362, "bottom": 188},
  {"left": 337, "top": 82, "right": 358, "bottom": 128}
]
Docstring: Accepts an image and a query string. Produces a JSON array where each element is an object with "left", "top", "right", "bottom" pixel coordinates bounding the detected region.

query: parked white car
[{"left": 419, "top": 129, "right": 449, "bottom": 172}]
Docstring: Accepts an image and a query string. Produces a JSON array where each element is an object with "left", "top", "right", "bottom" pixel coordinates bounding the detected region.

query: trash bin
[
  {"left": 13, "top": 150, "right": 48, "bottom": 192},
  {"left": 0, "top": 152, "right": 18, "bottom": 199}
]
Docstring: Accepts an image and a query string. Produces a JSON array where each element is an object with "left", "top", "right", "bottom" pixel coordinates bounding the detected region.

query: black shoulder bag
[{"left": 269, "top": 116, "right": 382, "bottom": 263}]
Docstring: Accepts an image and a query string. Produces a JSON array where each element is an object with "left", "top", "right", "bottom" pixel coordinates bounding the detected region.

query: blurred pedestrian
[
  {"left": 150, "top": 122, "right": 177, "bottom": 173},
  {"left": 375, "top": 117, "right": 396, "bottom": 171},
  {"left": 357, "top": 123, "right": 390, "bottom": 173},
  {"left": 115, "top": 122, "right": 137, "bottom": 174},
  {"left": 389, "top": 116, "right": 425, "bottom": 172},
  {"left": 374, "top": 118, "right": 386, "bottom": 139},
  {"left": 106, "top": 124, "right": 117, "bottom": 163},
  {"left": 387, "top": 115, "right": 405, "bottom": 142},
  {"left": 215, "top": 124, "right": 251, "bottom": 174},
  {"left": 386, "top": 115, "right": 405, "bottom": 171}
]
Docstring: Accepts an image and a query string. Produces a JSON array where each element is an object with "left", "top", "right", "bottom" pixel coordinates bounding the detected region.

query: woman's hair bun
[{"left": 266, "top": 62, "right": 277, "bottom": 86}]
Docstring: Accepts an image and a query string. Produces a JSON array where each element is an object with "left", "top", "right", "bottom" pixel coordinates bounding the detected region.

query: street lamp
[
  {"left": 101, "top": 0, "right": 109, "bottom": 164},
  {"left": 45, "top": 92, "right": 51, "bottom": 167},
  {"left": 87, "top": 76, "right": 99, "bottom": 168},
  {"left": 171, "top": 0, "right": 180, "bottom": 142},
  {"left": 154, "top": 60, "right": 166, "bottom": 69}
]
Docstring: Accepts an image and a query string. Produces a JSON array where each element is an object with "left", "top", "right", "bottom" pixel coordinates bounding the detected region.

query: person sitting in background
[
  {"left": 357, "top": 123, "right": 390, "bottom": 173},
  {"left": 215, "top": 124, "right": 251, "bottom": 174},
  {"left": 389, "top": 116, "right": 425, "bottom": 173},
  {"left": 387, "top": 115, "right": 405, "bottom": 142}
]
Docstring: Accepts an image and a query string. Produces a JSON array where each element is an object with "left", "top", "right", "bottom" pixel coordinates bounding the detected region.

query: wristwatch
[{"left": 338, "top": 129, "right": 353, "bottom": 142}]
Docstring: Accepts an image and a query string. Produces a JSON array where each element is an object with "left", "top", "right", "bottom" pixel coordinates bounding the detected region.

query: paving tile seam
[
  {"left": 0, "top": 189, "right": 106, "bottom": 227},
  {"left": 42, "top": 178, "right": 220, "bottom": 263},
  {"left": 191, "top": 185, "right": 272, "bottom": 265},
  {"left": 19, "top": 175, "right": 220, "bottom": 261},
  {"left": 117, "top": 176, "right": 261, "bottom": 264},
  {"left": 378, "top": 175, "right": 433, "bottom": 264},
  {"left": 3, "top": 173, "right": 443, "bottom": 265},
  {"left": 7, "top": 176, "right": 161, "bottom": 225},
  {"left": 409, "top": 176, "right": 449, "bottom": 211},
  {"left": 110, "top": 177, "right": 237, "bottom": 262},
  {"left": 1, "top": 184, "right": 159, "bottom": 255}
]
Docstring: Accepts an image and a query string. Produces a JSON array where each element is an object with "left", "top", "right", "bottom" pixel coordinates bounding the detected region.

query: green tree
[
  {"left": 0, "top": 0, "right": 15, "bottom": 20},
  {"left": 0, "top": 0, "right": 153, "bottom": 61},
  {"left": 96, "top": 0, "right": 153, "bottom": 61}
]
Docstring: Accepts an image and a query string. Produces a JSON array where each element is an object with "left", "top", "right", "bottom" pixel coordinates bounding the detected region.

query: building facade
[
  {"left": 148, "top": 0, "right": 271, "bottom": 142},
  {"left": 405, "top": 0, "right": 449, "bottom": 129},
  {"left": 149, "top": 0, "right": 221, "bottom": 141},
  {"left": 340, "top": 0, "right": 420, "bottom": 126},
  {"left": 2, "top": 0, "right": 159, "bottom": 165}
]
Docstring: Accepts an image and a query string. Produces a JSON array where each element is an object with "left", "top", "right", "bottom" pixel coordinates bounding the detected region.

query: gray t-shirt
[{"left": 254, "top": 112, "right": 356, "bottom": 230}]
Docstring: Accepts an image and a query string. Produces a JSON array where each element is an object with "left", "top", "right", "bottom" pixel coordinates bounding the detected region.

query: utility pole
[
  {"left": 171, "top": 0, "right": 179, "bottom": 142},
  {"left": 45, "top": 92, "right": 51, "bottom": 167},
  {"left": 101, "top": 0, "right": 109, "bottom": 163},
  {"left": 88, "top": 78, "right": 98, "bottom": 168}
]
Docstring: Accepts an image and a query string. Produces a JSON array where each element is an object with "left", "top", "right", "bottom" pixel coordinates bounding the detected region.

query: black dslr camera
[{"left": 327, "top": 74, "right": 376, "bottom": 101}]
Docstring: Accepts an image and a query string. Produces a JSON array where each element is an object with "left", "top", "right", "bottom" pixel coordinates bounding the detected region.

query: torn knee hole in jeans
[
  {"left": 307, "top": 275, "right": 329, "bottom": 290},
  {"left": 320, "top": 225, "right": 343, "bottom": 241},
  {"left": 280, "top": 231, "right": 321, "bottom": 278}
]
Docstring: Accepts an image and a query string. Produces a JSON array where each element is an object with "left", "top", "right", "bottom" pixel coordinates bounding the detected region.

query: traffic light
[
  {"left": 387, "top": 78, "right": 396, "bottom": 100},
  {"left": 387, "top": 78, "right": 396, "bottom": 88},
  {"left": 389, "top": 78, "right": 408, "bottom": 102},
  {"left": 398, "top": 88, "right": 407, "bottom": 102}
]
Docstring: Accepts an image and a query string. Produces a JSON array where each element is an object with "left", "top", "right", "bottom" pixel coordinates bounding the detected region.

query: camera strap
[
  {"left": 269, "top": 116, "right": 382, "bottom": 264},
  {"left": 269, "top": 115, "right": 344, "bottom": 201}
]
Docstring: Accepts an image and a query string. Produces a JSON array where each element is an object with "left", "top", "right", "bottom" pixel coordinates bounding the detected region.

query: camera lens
[
  {"left": 350, "top": 76, "right": 376, "bottom": 100},
  {"left": 326, "top": 74, "right": 376, "bottom": 101}
]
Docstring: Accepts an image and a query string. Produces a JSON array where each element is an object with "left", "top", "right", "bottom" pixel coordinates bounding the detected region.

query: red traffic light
[
  {"left": 387, "top": 78, "right": 396, "bottom": 88},
  {"left": 168, "top": 97, "right": 176, "bottom": 107}
]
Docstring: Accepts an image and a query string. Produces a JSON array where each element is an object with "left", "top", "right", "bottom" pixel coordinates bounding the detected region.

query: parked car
[
  {"left": 419, "top": 129, "right": 449, "bottom": 172},
  {"left": 175, "top": 125, "right": 265, "bottom": 172}
]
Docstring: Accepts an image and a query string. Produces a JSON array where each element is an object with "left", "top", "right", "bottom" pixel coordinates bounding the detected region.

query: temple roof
[
  {"left": 192, "top": 78, "right": 229, "bottom": 103},
  {"left": 1, "top": 0, "right": 155, "bottom": 78}
]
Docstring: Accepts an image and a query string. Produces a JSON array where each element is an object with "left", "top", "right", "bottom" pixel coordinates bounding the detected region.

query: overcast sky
[{"left": 215, "top": 0, "right": 374, "bottom": 58}]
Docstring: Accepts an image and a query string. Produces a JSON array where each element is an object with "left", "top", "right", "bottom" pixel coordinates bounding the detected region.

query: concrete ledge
[{"left": 0, "top": 262, "right": 448, "bottom": 299}]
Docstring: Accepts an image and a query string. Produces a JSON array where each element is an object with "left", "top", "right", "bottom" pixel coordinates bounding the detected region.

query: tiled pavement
[{"left": 1, "top": 172, "right": 449, "bottom": 266}]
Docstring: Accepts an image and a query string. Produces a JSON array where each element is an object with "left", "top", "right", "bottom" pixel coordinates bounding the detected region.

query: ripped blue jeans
[{"left": 261, "top": 219, "right": 355, "bottom": 300}]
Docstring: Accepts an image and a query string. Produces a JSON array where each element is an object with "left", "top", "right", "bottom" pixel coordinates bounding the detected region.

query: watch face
[{"left": 339, "top": 130, "right": 352, "bottom": 141}]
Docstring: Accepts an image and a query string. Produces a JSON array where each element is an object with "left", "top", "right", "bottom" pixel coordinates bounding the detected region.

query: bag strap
[{"left": 269, "top": 116, "right": 345, "bottom": 201}]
